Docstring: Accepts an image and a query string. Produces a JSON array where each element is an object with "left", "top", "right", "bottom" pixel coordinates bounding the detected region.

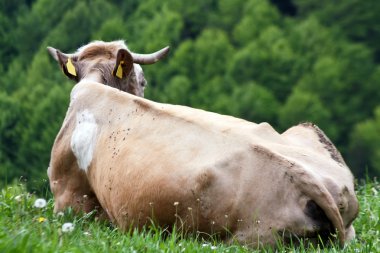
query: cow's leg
[
  {"left": 48, "top": 129, "right": 105, "bottom": 218},
  {"left": 49, "top": 164, "right": 104, "bottom": 216}
]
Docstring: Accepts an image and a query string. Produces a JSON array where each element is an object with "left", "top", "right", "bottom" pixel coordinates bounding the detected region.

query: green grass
[{"left": 0, "top": 181, "right": 379, "bottom": 253}]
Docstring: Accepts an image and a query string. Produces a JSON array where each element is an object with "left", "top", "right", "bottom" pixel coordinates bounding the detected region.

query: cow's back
[{"left": 58, "top": 81, "right": 358, "bottom": 246}]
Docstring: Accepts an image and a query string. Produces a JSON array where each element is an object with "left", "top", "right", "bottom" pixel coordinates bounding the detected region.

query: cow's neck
[{"left": 79, "top": 71, "right": 104, "bottom": 84}]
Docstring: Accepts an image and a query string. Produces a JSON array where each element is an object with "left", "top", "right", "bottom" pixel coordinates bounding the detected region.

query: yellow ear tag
[
  {"left": 66, "top": 58, "right": 77, "bottom": 76},
  {"left": 116, "top": 60, "right": 124, "bottom": 79}
]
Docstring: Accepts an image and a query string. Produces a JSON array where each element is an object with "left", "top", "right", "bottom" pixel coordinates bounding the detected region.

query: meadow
[{"left": 0, "top": 180, "right": 378, "bottom": 253}]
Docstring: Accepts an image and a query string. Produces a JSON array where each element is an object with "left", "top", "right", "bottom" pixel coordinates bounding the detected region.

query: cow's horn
[{"left": 131, "top": 46, "right": 170, "bottom": 65}]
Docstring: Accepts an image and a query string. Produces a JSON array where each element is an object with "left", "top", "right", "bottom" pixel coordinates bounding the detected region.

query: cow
[
  {"left": 47, "top": 40, "right": 169, "bottom": 97},
  {"left": 47, "top": 41, "right": 358, "bottom": 248}
]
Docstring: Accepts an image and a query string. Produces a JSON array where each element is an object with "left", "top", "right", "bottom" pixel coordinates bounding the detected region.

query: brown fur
[
  {"left": 48, "top": 82, "right": 359, "bottom": 248},
  {"left": 79, "top": 44, "right": 117, "bottom": 61}
]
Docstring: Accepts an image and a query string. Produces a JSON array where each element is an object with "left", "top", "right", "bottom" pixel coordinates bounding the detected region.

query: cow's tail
[{"left": 287, "top": 163, "right": 345, "bottom": 246}]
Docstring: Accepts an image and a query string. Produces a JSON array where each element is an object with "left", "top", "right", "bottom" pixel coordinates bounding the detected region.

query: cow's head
[{"left": 47, "top": 40, "right": 169, "bottom": 97}]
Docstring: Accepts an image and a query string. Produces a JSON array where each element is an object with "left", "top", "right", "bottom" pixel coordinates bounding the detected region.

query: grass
[{"left": 0, "top": 181, "right": 379, "bottom": 253}]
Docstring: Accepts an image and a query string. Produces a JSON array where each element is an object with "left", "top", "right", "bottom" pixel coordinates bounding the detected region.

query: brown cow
[{"left": 47, "top": 41, "right": 358, "bottom": 248}]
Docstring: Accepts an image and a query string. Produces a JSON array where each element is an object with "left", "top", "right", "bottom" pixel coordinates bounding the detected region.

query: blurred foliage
[
  {"left": 294, "top": 0, "right": 380, "bottom": 62},
  {"left": 0, "top": 0, "right": 379, "bottom": 189},
  {"left": 349, "top": 106, "right": 380, "bottom": 178}
]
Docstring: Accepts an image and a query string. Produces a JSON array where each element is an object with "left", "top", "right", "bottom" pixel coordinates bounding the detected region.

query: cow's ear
[
  {"left": 112, "top": 49, "right": 133, "bottom": 79},
  {"left": 47, "top": 46, "right": 78, "bottom": 81}
]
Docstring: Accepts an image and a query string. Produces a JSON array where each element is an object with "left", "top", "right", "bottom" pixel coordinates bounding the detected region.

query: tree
[
  {"left": 230, "top": 82, "right": 280, "bottom": 123},
  {"left": 13, "top": 0, "right": 76, "bottom": 64},
  {"left": 0, "top": 92, "right": 22, "bottom": 186},
  {"left": 349, "top": 106, "right": 380, "bottom": 178},
  {"left": 93, "top": 17, "right": 127, "bottom": 42},
  {"left": 289, "top": 17, "right": 379, "bottom": 150},
  {"left": 159, "top": 75, "right": 192, "bottom": 105},
  {"left": 228, "top": 26, "right": 296, "bottom": 102},
  {"left": 0, "top": 0, "right": 28, "bottom": 67},
  {"left": 278, "top": 88, "right": 336, "bottom": 138},
  {"left": 17, "top": 85, "right": 71, "bottom": 189},
  {"left": 294, "top": 0, "right": 380, "bottom": 62},
  {"left": 233, "top": 0, "right": 281, "bottom": 46}
]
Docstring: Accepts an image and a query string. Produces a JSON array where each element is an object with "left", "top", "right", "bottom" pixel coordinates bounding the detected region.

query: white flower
[
  {"left": 56, "top": 211, "right": 64, "bottom": 217},
  {"left": 173, "top": 202, "right": 179, "bottom": 206},
  {"left": 34, "top": 198, "right": 47, "bottom": 208},
  {"left": 83, "top": 231, "right": 91, "bottom": 236},
  {"left": 201, "top": 244, "right": 217, "bottom": 250},
  {"left": 14, "top": 195, "right": 23, "bottom": 202},
  {"left": 62, "top": 222, "right": 75, "bottom": 233}
]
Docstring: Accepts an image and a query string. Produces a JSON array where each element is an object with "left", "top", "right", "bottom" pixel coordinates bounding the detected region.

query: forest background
[{"left": 1, "top": 0, "right": 379, "bottom": 191}]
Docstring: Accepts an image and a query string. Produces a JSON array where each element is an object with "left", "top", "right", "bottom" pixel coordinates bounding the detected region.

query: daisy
[
  {"left": 14, "top": 195, "right": 23, "bottom": 202},
  {"left": 34, "top": 198, "right": 47, "bottom": 208},
  {"left": 62, "top": 222, "right": 75, "bottom": 233}
]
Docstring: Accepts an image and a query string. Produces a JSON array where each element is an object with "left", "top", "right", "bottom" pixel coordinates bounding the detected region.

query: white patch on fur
[{"left": 71, "top": 110, "right": 98, "bottom": 172}]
